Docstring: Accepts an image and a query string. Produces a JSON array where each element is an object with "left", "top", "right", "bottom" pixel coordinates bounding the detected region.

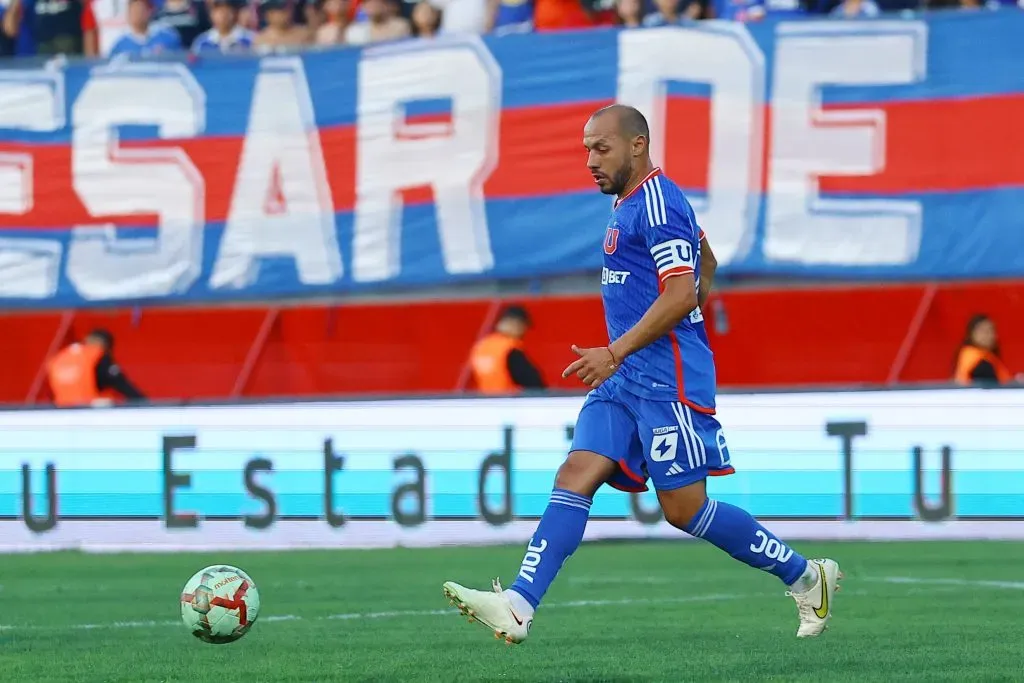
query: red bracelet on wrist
[{"left": 606, "top": 347, "right": 619, "bottom": 367}]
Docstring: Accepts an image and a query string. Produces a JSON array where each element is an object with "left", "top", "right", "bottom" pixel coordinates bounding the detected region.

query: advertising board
[{"left": 2, "top": 388, "right": 1021, "bottom": 551}]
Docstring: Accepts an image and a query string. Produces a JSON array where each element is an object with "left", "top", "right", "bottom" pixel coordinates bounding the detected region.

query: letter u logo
[{"left": 604, "top": 228, "right": 619, "bottom": 255}]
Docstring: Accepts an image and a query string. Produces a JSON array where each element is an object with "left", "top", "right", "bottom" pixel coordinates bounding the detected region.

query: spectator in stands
[
  {"left": 924, "top": 0, "right": 1017, "bottom": 9},
  {"left": 0, "top": 20, "right": 12, "bottom": 56},
  {"left": 615, "top": 0, "right": 642, "bottom": 25},
  {"left": 829, "top": 0, "right": 878, "bottom": 16},
  {"left": 961, "top": 0, "right": 1021, "bottom": 9},
  {"left": 3, "top": 0, "right": 98, "bottom": 57},
  {"left": 0, "top": 0, "right": 27, "bottom": 55},
  {"left": 644, "top": 0, "right": 699, "bottom": 24},
  {"left": 706, "top": 0, "right": 804, "bottom": 20},
  {"left": 431, "top": 0, "right": 484, "bottom": 34},
  {"left": 705, "top": 0, "right": 765, "bottom": 19},
  {"left": 0, "top": 0, "right": 29, "bottom": 55},
  {"left": 109, "top": 0, "right": 182, "bottom": 56},
  {"left": 255, "top": 0, "right": 311, "bottom": 49},
  {"left": 304, "top": 0, "right": 325, "bottom": 35},
  {"left": 91, "top": 0, "right": 127, "bottom": 56},
  {"left": 315, "top": 0, "right": 348, "bottom": 43},
  {"left": 191, "top": 0, "right": 255, "bottom": 52},
  {"left": 239, "top": 0, "right": 307, "bottom": 32},
  {"left": 344, "top": 0, "right": 409, "bottom": 45},
  {"left": 487, "top": 0, "right": 533, "bottom": 34},
  {"left": 411, "top": 0, "right": 441, "bottom": 36},
  {"left": 154, "top": 0, "right": 211, "bottom": 50},
  {"left": 954, "top": 314, "right": 1015, "bottom": 386},
  {"left": 533, "top": 0, "right": 596, "bottom": 31},
  {"left": 47, "top": 329, "right": 145, "bottom": 408},
  {"left": 470, "top": 305, "right": 546, "bottom": 394},
  {"left": 588, "top": 0, "right": 618, "bottom": 23}
]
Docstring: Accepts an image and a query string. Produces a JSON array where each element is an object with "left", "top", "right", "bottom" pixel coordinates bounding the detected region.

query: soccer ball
[{"left": 180, "top": 565, "right": 261, "bottom": 644}]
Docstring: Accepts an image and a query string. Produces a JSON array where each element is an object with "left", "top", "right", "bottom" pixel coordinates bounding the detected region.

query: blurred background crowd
[
  {"left": 0, "top": 0, "right": 1019, "bottom": 409},
  {"left": 0, "top": 0, "right": 1020, "bottom": 60}
]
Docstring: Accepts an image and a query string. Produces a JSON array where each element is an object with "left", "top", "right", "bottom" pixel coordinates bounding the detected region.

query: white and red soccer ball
[{"left": 180, "top": 565, "right": 261, "bottom": 644}]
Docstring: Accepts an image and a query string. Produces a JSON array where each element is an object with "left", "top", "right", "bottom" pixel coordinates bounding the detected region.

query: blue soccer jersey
[
  {"left": 108, "top": 25, "right": 183, "bottom": 57},
  {"left": 601, "top": 168, "right": 716, "bottom": 412},
  {"left": 190, "top": 26, "right": 254, "bottom": 54}
]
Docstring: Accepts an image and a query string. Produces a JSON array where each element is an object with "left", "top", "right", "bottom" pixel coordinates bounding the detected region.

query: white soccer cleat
[
  {"left": 442, "top": 578, "right": 531, "bottom": 645},
  {"left": 788, "top": 558, "right": 843, "bottom": 638}
]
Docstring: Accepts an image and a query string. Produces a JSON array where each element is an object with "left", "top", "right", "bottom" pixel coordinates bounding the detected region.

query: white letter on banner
[
  {"left": 211, "top": 57, "right": 341, "bottom": 290},
  {"left": 765, "top": 22, "right": 927, "bottom": 266},
  {"left": 0, "top": 69, "right": 65, "bottom": 299},
  {"left": 67, "top": 64, "right": 205, "bottom": 300},
  {"left": 617, "top": 25, "right": 765, "bottom": 266},
  {"left": 353, "top": 37, "right": 500, "bottom": 282}
]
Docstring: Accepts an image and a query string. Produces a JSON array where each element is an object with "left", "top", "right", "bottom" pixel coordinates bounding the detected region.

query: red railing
[{"left": 2, "top": 278, "right": 1021, "bottom": 405}]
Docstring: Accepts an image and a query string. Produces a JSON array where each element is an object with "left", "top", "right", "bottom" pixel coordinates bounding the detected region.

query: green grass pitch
[{"left": 1, "top": 540, "right": 1021, "bottom": 682}]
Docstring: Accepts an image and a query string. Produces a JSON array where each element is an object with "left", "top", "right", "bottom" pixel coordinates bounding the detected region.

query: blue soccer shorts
[{"left": 569, "top": 381, "right": 736, "bottom": 492}]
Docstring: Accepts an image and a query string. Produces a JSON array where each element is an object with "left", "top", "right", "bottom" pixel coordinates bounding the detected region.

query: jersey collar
[{"left": 614, "top": 167, "right": 662, "bottom": 210}]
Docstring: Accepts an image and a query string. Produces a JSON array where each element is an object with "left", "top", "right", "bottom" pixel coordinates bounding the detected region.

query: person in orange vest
[
  {"left": 47, "top": 329, "right": 146, "bottom": 407},
  {"left": 953, "top": 314, "right": 1015, "bottom": 386},
  {"left": 470, "top": 305, "right": 545, "bottom": 394}
]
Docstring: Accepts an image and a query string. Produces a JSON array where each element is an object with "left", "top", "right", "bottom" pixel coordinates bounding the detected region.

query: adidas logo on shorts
[{"left": 666, "top": 462, "right": 685, "bottom": 476}]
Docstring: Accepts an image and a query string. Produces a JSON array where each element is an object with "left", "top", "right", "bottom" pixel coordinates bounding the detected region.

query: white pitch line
[
  {"left": 870, "top": 576, "right": 1024, "bottom": 591},
  {"left": 72, "top": 620, "right": 179, "bottom": 630},
  {"left": 573, "top": 575, "right": 1024, "bottom": 592},
  {"left": 546, "top": 593, "right": 738, "bottom": 609},
  {"left": 326, "top": 608, "right": 452, "bottom": 621},
  {"left": 0, "top": 593, "right": 745, "bottom": 633},
  {"left": 4, "top": 577, "right": 1016, "bottom": 634},
  {"left": 569, "top": 576, "right": 677, "bottom": 586}
]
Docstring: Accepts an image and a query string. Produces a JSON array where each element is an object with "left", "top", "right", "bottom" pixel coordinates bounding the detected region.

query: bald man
[{"left": 443, "top": 104, "right": 843, "bottom": 645}]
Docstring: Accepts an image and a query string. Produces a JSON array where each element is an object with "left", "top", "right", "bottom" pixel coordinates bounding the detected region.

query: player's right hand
[{"left": 562, "top": 345, "right": 619, "bottom": 388}]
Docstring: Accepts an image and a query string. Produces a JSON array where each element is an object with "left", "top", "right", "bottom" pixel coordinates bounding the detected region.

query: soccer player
[{"left": 442, "top": 104, "right": 842, "bottom": 644}]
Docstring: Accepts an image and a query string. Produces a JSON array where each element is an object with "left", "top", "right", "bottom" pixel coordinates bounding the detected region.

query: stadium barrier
[
  {"left": 1, "top": 386, "right": 1022, "bottom": 552},
  {"left": 7, "top": 279, "right": 1024, "bottom": 404}
]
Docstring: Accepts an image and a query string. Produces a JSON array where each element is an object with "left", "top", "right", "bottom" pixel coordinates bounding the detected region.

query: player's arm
[
  {"left": 698, "top": 234, "right": 716, "bottom": 309},
  {"left": 563, "top": 272, "right": 697, "bottom": 387},
  {"left": 563, "top": 198, "right": 703, "bottom": 387},
  {"left": 608, "top": 273, "right": 697, "bottom": 364},
  {"left": 608, "top": 203, "right": 706, "bottom": 363}
]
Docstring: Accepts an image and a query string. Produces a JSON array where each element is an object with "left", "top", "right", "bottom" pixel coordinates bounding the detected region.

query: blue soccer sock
[
  {"left": 509, "top": 488, "right": 592, "bottom": 609},
  {"left": 684, "top": 498, "right": 810, "bottom": 586}
]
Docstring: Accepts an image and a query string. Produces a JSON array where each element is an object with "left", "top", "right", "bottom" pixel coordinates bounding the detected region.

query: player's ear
[{"left": 632, "top": 134, "right": 647, "bottom": 158}]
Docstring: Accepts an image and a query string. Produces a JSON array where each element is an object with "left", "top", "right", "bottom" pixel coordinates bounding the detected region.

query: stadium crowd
[{"left": 0, "top": 0, "right": 1019, "bottom": 60}]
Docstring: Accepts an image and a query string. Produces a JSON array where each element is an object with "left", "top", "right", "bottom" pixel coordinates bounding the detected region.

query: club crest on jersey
[{"left": 604, "top": 227, "right": 619, "bottom": 255}]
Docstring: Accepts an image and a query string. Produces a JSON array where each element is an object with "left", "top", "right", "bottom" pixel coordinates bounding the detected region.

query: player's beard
[{"left": 607, "top": 165, "right": 631, "bottom": 196}]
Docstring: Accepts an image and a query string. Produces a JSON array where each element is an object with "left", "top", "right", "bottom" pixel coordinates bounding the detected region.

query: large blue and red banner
[{"left": 0, "top": 12, "right": 1021, "bottom": 307}]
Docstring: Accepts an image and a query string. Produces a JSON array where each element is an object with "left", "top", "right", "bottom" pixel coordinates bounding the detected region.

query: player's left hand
[{"left": 562, "top": 344, "right": 619, "bottom": 388}]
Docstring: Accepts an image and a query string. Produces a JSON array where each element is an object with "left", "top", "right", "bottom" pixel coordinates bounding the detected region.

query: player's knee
[
  {"left": 662, "top": 502, "right": 705, "bottom": 531},
  {"left": 555, "top": 451, "right": 614, "bottom": 498},
  {"left": 657, "top": 483, "right": 708, "bottom": 531}
]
